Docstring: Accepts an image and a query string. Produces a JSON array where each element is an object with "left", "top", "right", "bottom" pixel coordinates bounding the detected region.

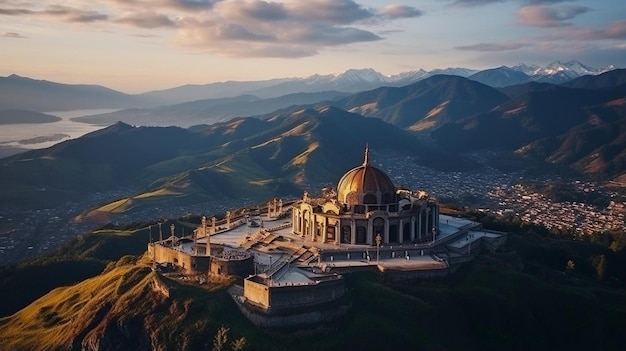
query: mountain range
[
  {"left": 0, "top": 60, "right": 616, "bottom": 112},
  {"left": 2, "top": 67, "right": 626, "bottom": 215}
]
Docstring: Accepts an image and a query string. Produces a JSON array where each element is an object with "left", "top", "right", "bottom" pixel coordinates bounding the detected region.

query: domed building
[{"left": 292, "top": 147, "right": 439, "bottom": 246}]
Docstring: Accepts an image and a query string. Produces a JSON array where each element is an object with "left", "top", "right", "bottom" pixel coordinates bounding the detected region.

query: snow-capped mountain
[
  {"left": 469, "top": 60, "right": 618, "bottom": 87},
  {"left": 510, "top": 60, "right": 616, "bottom": 84},
  {"left": 137, "top": 60, "right": 618, "bottom": 102}
]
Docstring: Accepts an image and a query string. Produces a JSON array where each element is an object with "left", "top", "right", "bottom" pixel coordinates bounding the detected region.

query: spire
[{"left": 363, "top": 144, "right": 370, "bottom": 166}]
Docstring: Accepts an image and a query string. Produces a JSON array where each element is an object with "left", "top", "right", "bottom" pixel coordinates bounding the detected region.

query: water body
[{"left": 0, "top": 109, "right": 118, "bottom": 152}]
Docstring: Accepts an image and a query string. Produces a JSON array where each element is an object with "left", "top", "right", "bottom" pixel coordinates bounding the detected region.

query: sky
[{"left": 1, "top": 0, "right": 625, "bottom": 93}]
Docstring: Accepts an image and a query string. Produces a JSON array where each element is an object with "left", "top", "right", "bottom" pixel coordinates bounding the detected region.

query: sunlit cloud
[
  {"left": 116, "top": 11, "right": 177, "bottom": 28},
  {"left": 516, "top": 5, "right": 590, "bottom": 27},
  {"left": 0, "top": 0, "right": 425, "bottom": 58},
  {"left": 443, "top": 0, "right": 577, "bottom": 7},
  {"left": 456, "top": 42, "right": 531, "bottom": 51},
  {"left": 0, "top": 4, "right": 109, "bottom": 23},
  {"left": 378, "top": 5, "right": 423, "bottom": 19}
]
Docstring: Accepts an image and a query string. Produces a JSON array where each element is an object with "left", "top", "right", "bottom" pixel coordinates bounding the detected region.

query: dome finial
[{"left": 363, "top": 144, "right": 370, "bottom": 166}]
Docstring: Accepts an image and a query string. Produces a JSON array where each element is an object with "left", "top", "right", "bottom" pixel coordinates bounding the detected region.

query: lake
[{"left": 0, "top": 109, "right": 118, "bottom": 151}]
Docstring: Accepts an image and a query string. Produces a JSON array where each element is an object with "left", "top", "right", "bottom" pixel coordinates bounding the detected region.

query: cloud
[
  {"left": 444, "top": 0, "right": 505, "bottom": 6},
  {"left": 378, "top": 5, "right": 423, "bottom": 19},
  {"left": 532, "top": 20, "right": 626, "bottom": 42},
  {"left": 456, "top": 42, "right": 531, "bottom": 51},
  {"left": 1, "top": 31, "right": 26, "bottom": 38},
  {"left": 0, "top": 4, "right": 109, "bottom": 23},
  {"left": 288, "top": 25, "right": 381, "bottom": 45},
  {"left": 285, "top": 0, "right": 374, "bottom": 25},
  {"left": 0, "top": 0, "right": 424, "bottom": 58},
  {"left": 444, "top": 0, "right": 576, "bottom": 7},
  {"left": 116, "top": 11, "right": 177, "bottom": 28},
  {"left": 218, "top": 0, "right": 287, "bottom": 21},
  {"left": 516, "top": 5, "right": 590, "bottom": 27}
]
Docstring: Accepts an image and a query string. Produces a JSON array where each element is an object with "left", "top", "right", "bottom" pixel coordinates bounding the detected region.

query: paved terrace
[{"left": 164, "top": 212, "right": 480, "bottom": 284}]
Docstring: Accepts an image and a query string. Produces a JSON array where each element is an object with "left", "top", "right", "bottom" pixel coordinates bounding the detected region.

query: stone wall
[
  {"left": 243, "top": 276, "right": 345, "bottom": 313},
  {"left": 210, "top": 256, "right": 254, "bottom": 278},
  {"left": 149, "top": 244, "right": 210, "bottom": 274}
]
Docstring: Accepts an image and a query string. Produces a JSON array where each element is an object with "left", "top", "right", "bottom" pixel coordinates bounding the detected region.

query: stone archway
[
  {"left": 341, "top": 225, "right": 351, "bottom": 244},
  {"left": 373, "top": 217, "right": 385, "bottom": 243},
  {"left": 403, "top": 222, "right": 411, "bottom": 242},
  {"left": 356, "top": 225, "right": 367, "bottom": 244},
  {"left": 389, "top": 224, "right": 399, "bottom": 243}
]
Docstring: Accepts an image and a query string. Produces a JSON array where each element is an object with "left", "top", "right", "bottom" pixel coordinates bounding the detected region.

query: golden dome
[{"left": 337, "top": 147, "right": 396, "bottom": 206}]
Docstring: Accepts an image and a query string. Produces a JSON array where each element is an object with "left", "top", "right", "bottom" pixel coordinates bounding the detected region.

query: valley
[{"left": 2, "top": 149, "right": 624, "bottom": 266}]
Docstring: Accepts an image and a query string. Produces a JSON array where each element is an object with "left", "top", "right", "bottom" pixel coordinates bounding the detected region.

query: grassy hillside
[
  {"left": 0, "top": 220, "right": 192, "bottom": 318},
  {"left": 1, "top": 252, "right": 623, "bottom": 351},
  {"left": 1, "top": 209, "right": 625, "bottom": 351}
]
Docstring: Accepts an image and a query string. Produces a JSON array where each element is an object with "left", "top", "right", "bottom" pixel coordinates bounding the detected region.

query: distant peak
[{"left": 6, "top": 74, "right": 27, "bottom": 79}]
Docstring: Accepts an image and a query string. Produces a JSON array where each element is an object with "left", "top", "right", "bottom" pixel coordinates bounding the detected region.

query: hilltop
[{"left": 0, "top": 212, "right": 624, "bottom": 351}]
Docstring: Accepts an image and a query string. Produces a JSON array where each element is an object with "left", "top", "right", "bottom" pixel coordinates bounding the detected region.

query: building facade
[{"left": 292, "top": 147, "right": 439, "bottom": 246}]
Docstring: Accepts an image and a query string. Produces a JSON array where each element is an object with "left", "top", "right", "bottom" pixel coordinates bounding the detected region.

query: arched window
[
  {"left": 403, "top": 222, "right": 412, "bottom": 241},
  {"left": 381, "top": 193, "right": 393, "bottom": 204},
  {"left": 373, "top": 217, "right": 385, "bottom": 243},
  {"left": 341, "top": 225, "right": 351, "bottom": 244},
  {"left": 356, "top": 226, "right": 367, "bottom": 244},
  {"left": 389, "top": 224, "right": 399, "bottom": 243},
  {"left": 363, "top": 194, "right": 377, "bottom": 204}
]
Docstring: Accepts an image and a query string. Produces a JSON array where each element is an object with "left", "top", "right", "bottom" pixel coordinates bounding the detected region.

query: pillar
[
  {"left": 418, "top": 212, "right": 422, "bottom": 240},
  {"left": 350, "top": 220, "right": 356, "bottom": 245},
  {"left": 425, "top": 209, "right": 429, "bottom": 240},
  {"left": 383, "top": 218, "right": 389, "bottom": 244}
]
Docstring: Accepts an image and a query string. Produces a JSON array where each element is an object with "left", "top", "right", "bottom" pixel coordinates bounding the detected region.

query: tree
[
  {"left": 212, "top": 326, "right": 247, "bottom": 351},
  {"left": 592, "top": 255, "right": 607, "bottom": 281},
  {"left": 565, "top": 259, "right": 575, "bottom": 272},
  {"left": 212, "top": 326, "right": 229, "bottom": 351}
]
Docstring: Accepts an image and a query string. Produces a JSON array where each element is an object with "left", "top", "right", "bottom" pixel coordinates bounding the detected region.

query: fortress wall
[
  {"left": 267, "top": 279, "right": 345, "bottom": 311},
  {"left": 150, "top": 244, "right": 210, "bottom": 274},
  {"left": 210, "top": 256, "right": 254, "bottom": 277},
  {"left": 483, "top": 233, "right": 508, "bottom": 252},
  {"left": 244, "top": 279, "right": 270, "bottom": 309},
  {"left": 234, "top": 299, "right": 351, "bottom": 328},
  {"left": 243, "top": 277, "right": 345, "bottom": 312}
]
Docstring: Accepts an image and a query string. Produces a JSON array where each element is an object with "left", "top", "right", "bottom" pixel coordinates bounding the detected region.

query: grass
[{"left": 1, "top": 255, "right": 624, "bottom": 351}]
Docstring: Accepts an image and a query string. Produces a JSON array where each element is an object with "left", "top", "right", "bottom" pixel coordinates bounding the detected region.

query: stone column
[
  {"left": 335, "top": 222, "right": 340, "bottom": 245},
  {"left": 278, "top": 199, "right": 283, "bottom": 216},
  {"left": 211, "top": 217, "right": 216, "bottom": 234},
  {"left": 425, "top": 209, "right": 429, "bottom": 240},
  {"left": 226, "top": 211, "right": 231, "bottom": 228},
  {"left": 399, "top": 219, "right": 404, "bottom": 243},
  {"left": 417, "top": 212, "right": 422, "bottom": 241},
  {"left": 410, "top": 217, "right": 415, "bottom": 241},
  {"left": 350, "top": 220, "right": 356, "bottom": 245},
  {"left": 310, "top": 213, "right": 315, "bottom": 241},
  {"left": 202, "top": 216, "right": 207, "bottom": 237},
  {"left": 383, "top": 218, "right": 389, "bottom": 244}
]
